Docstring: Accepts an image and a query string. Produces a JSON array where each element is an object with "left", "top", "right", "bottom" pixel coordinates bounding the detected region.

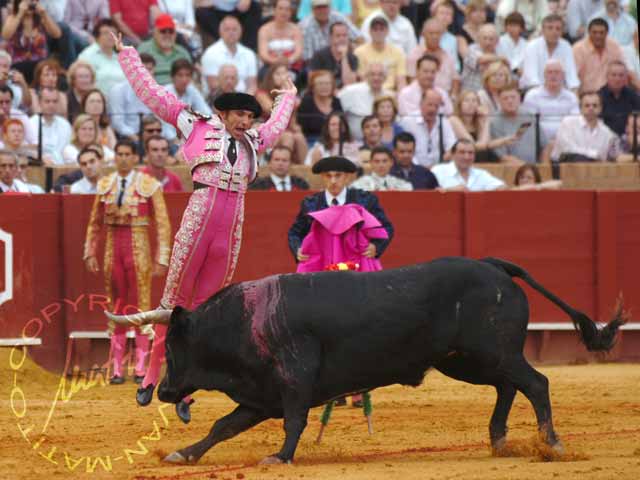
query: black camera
[{"left": 28, "top": 1, "right": 37, "bottom": 11}]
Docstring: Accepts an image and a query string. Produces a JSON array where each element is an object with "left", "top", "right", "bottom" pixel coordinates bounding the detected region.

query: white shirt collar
[
  {"left": 325, "top": 187, "right": 347, "bottom": 206},
  {"left": 270, "top": 173, "right": 291, "bottom": 191},
  {"left": 117, "top": 170, "right": 136, "bottom": 190}
]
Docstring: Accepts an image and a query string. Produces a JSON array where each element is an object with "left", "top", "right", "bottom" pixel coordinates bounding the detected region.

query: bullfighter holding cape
[{"left": 107, "top": 32, "right": 297, "bottom": 423}]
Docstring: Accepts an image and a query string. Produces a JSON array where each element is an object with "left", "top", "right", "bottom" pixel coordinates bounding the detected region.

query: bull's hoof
[
  {"left": 136, "top": 384, "right": 155, "bottom": 406},
  {"left": 176, "top": 398, "right": 194, "bottom": 424},
  {"left": 551, "top": 440, "right": 564, "bottom": 455},
  {"left": 164, "top": 451, "right": 198, "bottom": 464},
  {"left": 258, "top": 456, "right": 289, "bottom": 465}
]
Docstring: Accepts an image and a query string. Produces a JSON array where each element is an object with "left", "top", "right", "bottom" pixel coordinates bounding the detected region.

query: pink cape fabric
[{"left": 296, "top": 204, "right": 389, "bottom": 273}]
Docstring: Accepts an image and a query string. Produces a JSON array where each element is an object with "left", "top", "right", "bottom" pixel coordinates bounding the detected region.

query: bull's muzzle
[{"left": 104, "top": 308, "right": 172, "bottom": 326}]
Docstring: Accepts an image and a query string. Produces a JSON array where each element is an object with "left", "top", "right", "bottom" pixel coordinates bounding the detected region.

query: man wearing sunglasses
[
  {"left": 138, "top": 14, "right": 191, "bottom": 86},
  {"left": 112, "top": 32, "right": 297, "bottom": 423}
]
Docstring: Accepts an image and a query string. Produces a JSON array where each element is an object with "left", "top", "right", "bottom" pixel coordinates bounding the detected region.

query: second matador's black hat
[
  {"left": 312, "top": 156, "right": 358, "bottom": 174},
  {"left": 214, "top": 93, "right": 263, "bottom": 118}
]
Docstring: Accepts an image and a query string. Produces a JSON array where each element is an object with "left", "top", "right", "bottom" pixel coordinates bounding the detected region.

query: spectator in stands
[
  {"left": 139, "top": 115, "right": 171, "bottom": 158},
  {"left": 461, "top": 23, "right": 500, "bottom": 92},
  {"left": 351, "top": 0, "right": 379, "bottom": 26},
  {"left": 297, "top": 69, "right": 342, "bottom": 143},
  {"left": 432, "top": 0, "right": 461, "bottom": 73},
  {"left": 552, "top": 91, "right": 618, "bottom": 162},
  {"left": 201, "top": 16, "right": 258, "bottom": 95},
  {"left": 449, "top": 90, "right": 496, "bottom": 161},
  {"left": 30, "top": 59, "right": 67, "bottom": 117},
  {"left": 78, "top": 19, "right": 126, "bottom": 95},
  {"left": 15, "top": 153, "right": 43, "bottom": 192},
  {"left": 250, "top": 145, "right": 310, "bottom": 190},
  {"left": 337, "top": 62, "right": 391, "bottom": 140},
  {"left": 0, "top": 50, "right": 30, "bottom": 111},
  {"left": 207, "top": 64, "right": 240, "bottom": 106},
  {"left": 490, "top": 82, "right": 548, "bottom": 164},
  {"left": 352, "top": 145, "right": 413, "bottom": 190},
  {"left": 354, "top": 16, "right": 406, "bottom": 92},
  {"left": 1, "top": 0, "right": 62, "bottom": 85},
  {"left": 70, "top": 145, "right": 103, "bottom": 194},
  {"left": 573, "top": 17, "right": 626, "bottom": 93},
  {"left": 63, "top": 114, "right": 114, "bottom": 164},
  {"left": 496, "top": 11, "right": 527, "bottom": 75},
  {"left": 622, "top": 29, "right": 639, "bottom": 86},
  {"left": 110, "top": 0, "right": 161, "bottom": 46},
  {"left": 522, "top": 59, "right": 580, "bottom": 142},
  {"left": 373, "top": 95, "right": 403, "bottom": 149},
  {"left": 81, "top": 88, "right": 116, "bottom": 151},
  {"left": 254, "top": 64, "right": 308, "bottom": 164},
  {"left": 615, "top": 112, "right": 640, "bottom": 161},
  {"left": 141, "top": 135, "right": 184, "bottom": 192},
  {"left": 305, "top": 111, "right": 360, "bottom": 165},
  {"left": 520, "top": 14, "right": 580, "bottom": 91},
  {"left": 598, "top": 60, "right": 640, "bottom": 136},
  {"left": 390, "top": 131, "right": 439, "bottom": 189},
  {"left": 477, "top": 60, "right": 511, "bottom": 115},
  {"left": 495, "top": 0, "right": 549, "bottom": 37},
  {"left": 298, "top": 0, "right": 352, "bottom": 20},
  {"left": 29, "top": 87, "right": 71, "bottom": 165},
  {"left": 0, "top": 149, "right": 35, "bottom": 192},
  {"left": 567, "top": 0, "right": 602, "bottom": 41},
  {"left": 432, "top": 139, "right": 505, "bottom": 191},
  {"left": 300, "top": 0, "right": 362, "bottom": 62},
  {"left": 457, "top": 0, "right": 488, "bottom": 58},
  {"left": 309, "top": 21, "right": 358, "bottom": 89},
  {"left": 512, "top": 163, "right": 562, "bottom": 189},
  {"left": 358, "top": 114, "right": 384, "bottom": 169},
  {"left": 257, "top": 0, "right": 303, "bottom": 79},
  {"left": 0, "top": 85, "right": 36, "bottom": 145},
  {"left": 1, "top": 119, "right": 31, "bottom": 156},
  {"left": 138, "top": 14, "right": 192, "bottom": 86},
  {"left": 64, "top": 0, "right": 110, "bottom": 52},
  {"left": 399, "top": 54, "right": 453, "bottom": 117},
  {"left": 163, "top": 59, "right": 212, "bottom": 142},
  {"left": 590, "top": 0, "right": 636, "bottom": 47},
  {"left": 195, "top": 0, "right": 262, "bottom": 51},
  {"left": 157, "top": 0, "right": 199, "bottom": 56},
  {"left": 407, "top": 19, "right": 460, "bottom": 97},
  {"left": 109, "top": 54, "right": 155, "bottom": 142},
  {"left": 67, "top": 60, "right": 96, "bottom": 123},
  {"left": 361, "top": 0, "right": 416, "bottom": 56},
  {"left": 400, "top": 88, "right": 457, "bottom": 167}
]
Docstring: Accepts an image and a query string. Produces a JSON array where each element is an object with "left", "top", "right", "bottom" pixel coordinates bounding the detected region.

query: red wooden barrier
[{"left": 1, "top": 191, "right": 638, "bottom": 371}]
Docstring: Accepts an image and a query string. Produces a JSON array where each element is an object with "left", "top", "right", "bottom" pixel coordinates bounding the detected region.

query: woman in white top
[
  {"left": 257, "top": 0, "right": 304, "bottom": 75},
  {"left": 63, "top": 114, "right": 114, "bottom": 165},
  {"left": 305, "top": 112, "right": 361, "bottom": 167}
]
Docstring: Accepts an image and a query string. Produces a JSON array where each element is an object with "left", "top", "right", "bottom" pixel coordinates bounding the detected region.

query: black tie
[
  {"left": 117, "top": 178, "right": 126, "bottom": 207},
  {"left": 227, "top": 138, "right": 237, "bottom": 166},
  {"left": 280, "top": 180, "right": 287, "bottom": 192},
  {"left": 331, "top": 198, "right": 339, "bottom": 206}
]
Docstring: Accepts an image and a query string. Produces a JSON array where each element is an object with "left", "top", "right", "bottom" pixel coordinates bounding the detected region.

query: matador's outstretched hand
[{"left": 271, "top": 76, "right": 297, "bottom": 97}]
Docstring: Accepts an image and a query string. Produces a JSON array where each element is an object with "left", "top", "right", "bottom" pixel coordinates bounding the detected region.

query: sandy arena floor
[{"left": 0, "top": 349, "right": 639, "bottom": 480}]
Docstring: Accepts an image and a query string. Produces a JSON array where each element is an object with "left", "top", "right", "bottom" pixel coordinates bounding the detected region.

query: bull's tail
[{"left": 481, "top": 257, "right": 628, "bottom": 352}]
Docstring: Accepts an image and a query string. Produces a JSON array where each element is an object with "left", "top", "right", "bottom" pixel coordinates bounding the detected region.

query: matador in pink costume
[{"left": 112, "top": 35, "right": 296, "bottom": 423}]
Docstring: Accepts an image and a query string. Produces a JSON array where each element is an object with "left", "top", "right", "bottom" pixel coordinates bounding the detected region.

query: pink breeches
[
  {"left": 143, "top": 187, "right": 245, "bottom": 388},
  {"left": 108, "top": 228, "right": 150, "bottom": 378}
]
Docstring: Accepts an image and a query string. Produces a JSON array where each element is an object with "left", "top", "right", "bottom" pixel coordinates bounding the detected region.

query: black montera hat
[
  {"left": 213, "top": 93, "right": 262, "bottom": 117},
  {"left": 312, "top": 156, "right": 358, "bottom": 174}
]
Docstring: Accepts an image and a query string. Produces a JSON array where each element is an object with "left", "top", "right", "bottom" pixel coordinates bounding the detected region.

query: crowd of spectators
[{"left": 0, "top": 0, "right": 638, "bottom": 195}]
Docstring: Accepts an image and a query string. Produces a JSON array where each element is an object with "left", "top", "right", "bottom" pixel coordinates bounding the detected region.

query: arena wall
[{"left": 0, "top": 191, "right": 638, "bottom": 372}]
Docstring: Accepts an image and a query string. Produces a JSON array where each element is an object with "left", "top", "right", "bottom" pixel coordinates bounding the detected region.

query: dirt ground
[{"left": 1, "top": 349, "right": 639, "bottom": 480}]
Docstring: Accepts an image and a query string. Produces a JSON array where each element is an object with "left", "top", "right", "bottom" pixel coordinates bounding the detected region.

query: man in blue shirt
[{"left": 390, "top": 132, "right": 439, "bottom": 190}]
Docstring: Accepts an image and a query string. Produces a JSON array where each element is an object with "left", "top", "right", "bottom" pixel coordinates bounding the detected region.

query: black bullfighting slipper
[
  {"left": 334, "top": 397, "right": 347, "bottom": 407},
  {"left": 176, "top": 398, "right": 195, "bottom": 424},
  {"left": 352, "top": 399, "right": 363, "bottom": 408},
  {"left": 133, "top": 375, "right": 145, "bottom": 384},
  {"left": 136, "top": 384, "right": 155, "bottom": 406},
  {"left": 109, "top": 375, "right": 125, "bottom": 385}
]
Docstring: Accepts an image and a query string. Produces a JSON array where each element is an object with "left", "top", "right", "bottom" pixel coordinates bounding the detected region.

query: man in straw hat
[{"left": 110, "top": 31, "right": 297, "bottom": 423}]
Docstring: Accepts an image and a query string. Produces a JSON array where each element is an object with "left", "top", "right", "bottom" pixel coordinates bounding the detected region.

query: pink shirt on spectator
[
  {"left": 141, "top": 166, "right": 184, "bottom": 193},
  {"left": 110, "top": 0, "right": 158, "bottom": 38},
  {"left": 573, "top": 37, "right": 625, "bottom": 92}
]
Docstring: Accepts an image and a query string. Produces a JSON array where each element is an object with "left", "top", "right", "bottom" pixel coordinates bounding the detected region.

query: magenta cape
[{"left": 296, "top": 204, "right": 389, "bottom": 273}]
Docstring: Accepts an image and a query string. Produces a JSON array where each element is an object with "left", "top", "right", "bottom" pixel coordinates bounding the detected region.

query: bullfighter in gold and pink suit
[{"left": 113, "top": 35, "right": 297, "bottom": 423}]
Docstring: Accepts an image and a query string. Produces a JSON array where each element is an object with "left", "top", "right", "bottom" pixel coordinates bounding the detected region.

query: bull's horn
[{"left": 104, "top": 309, "right": 172, "bottom": 326}]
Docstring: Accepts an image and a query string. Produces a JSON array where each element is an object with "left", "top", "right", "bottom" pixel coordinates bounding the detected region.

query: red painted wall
[{"left": 1, "top": 191, "right": 638, "bottom": 371}]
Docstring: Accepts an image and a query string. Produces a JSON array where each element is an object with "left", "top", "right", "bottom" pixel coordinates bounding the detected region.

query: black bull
[{"left": 123, "top": 257, "right": 627, "bottom": 464}]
